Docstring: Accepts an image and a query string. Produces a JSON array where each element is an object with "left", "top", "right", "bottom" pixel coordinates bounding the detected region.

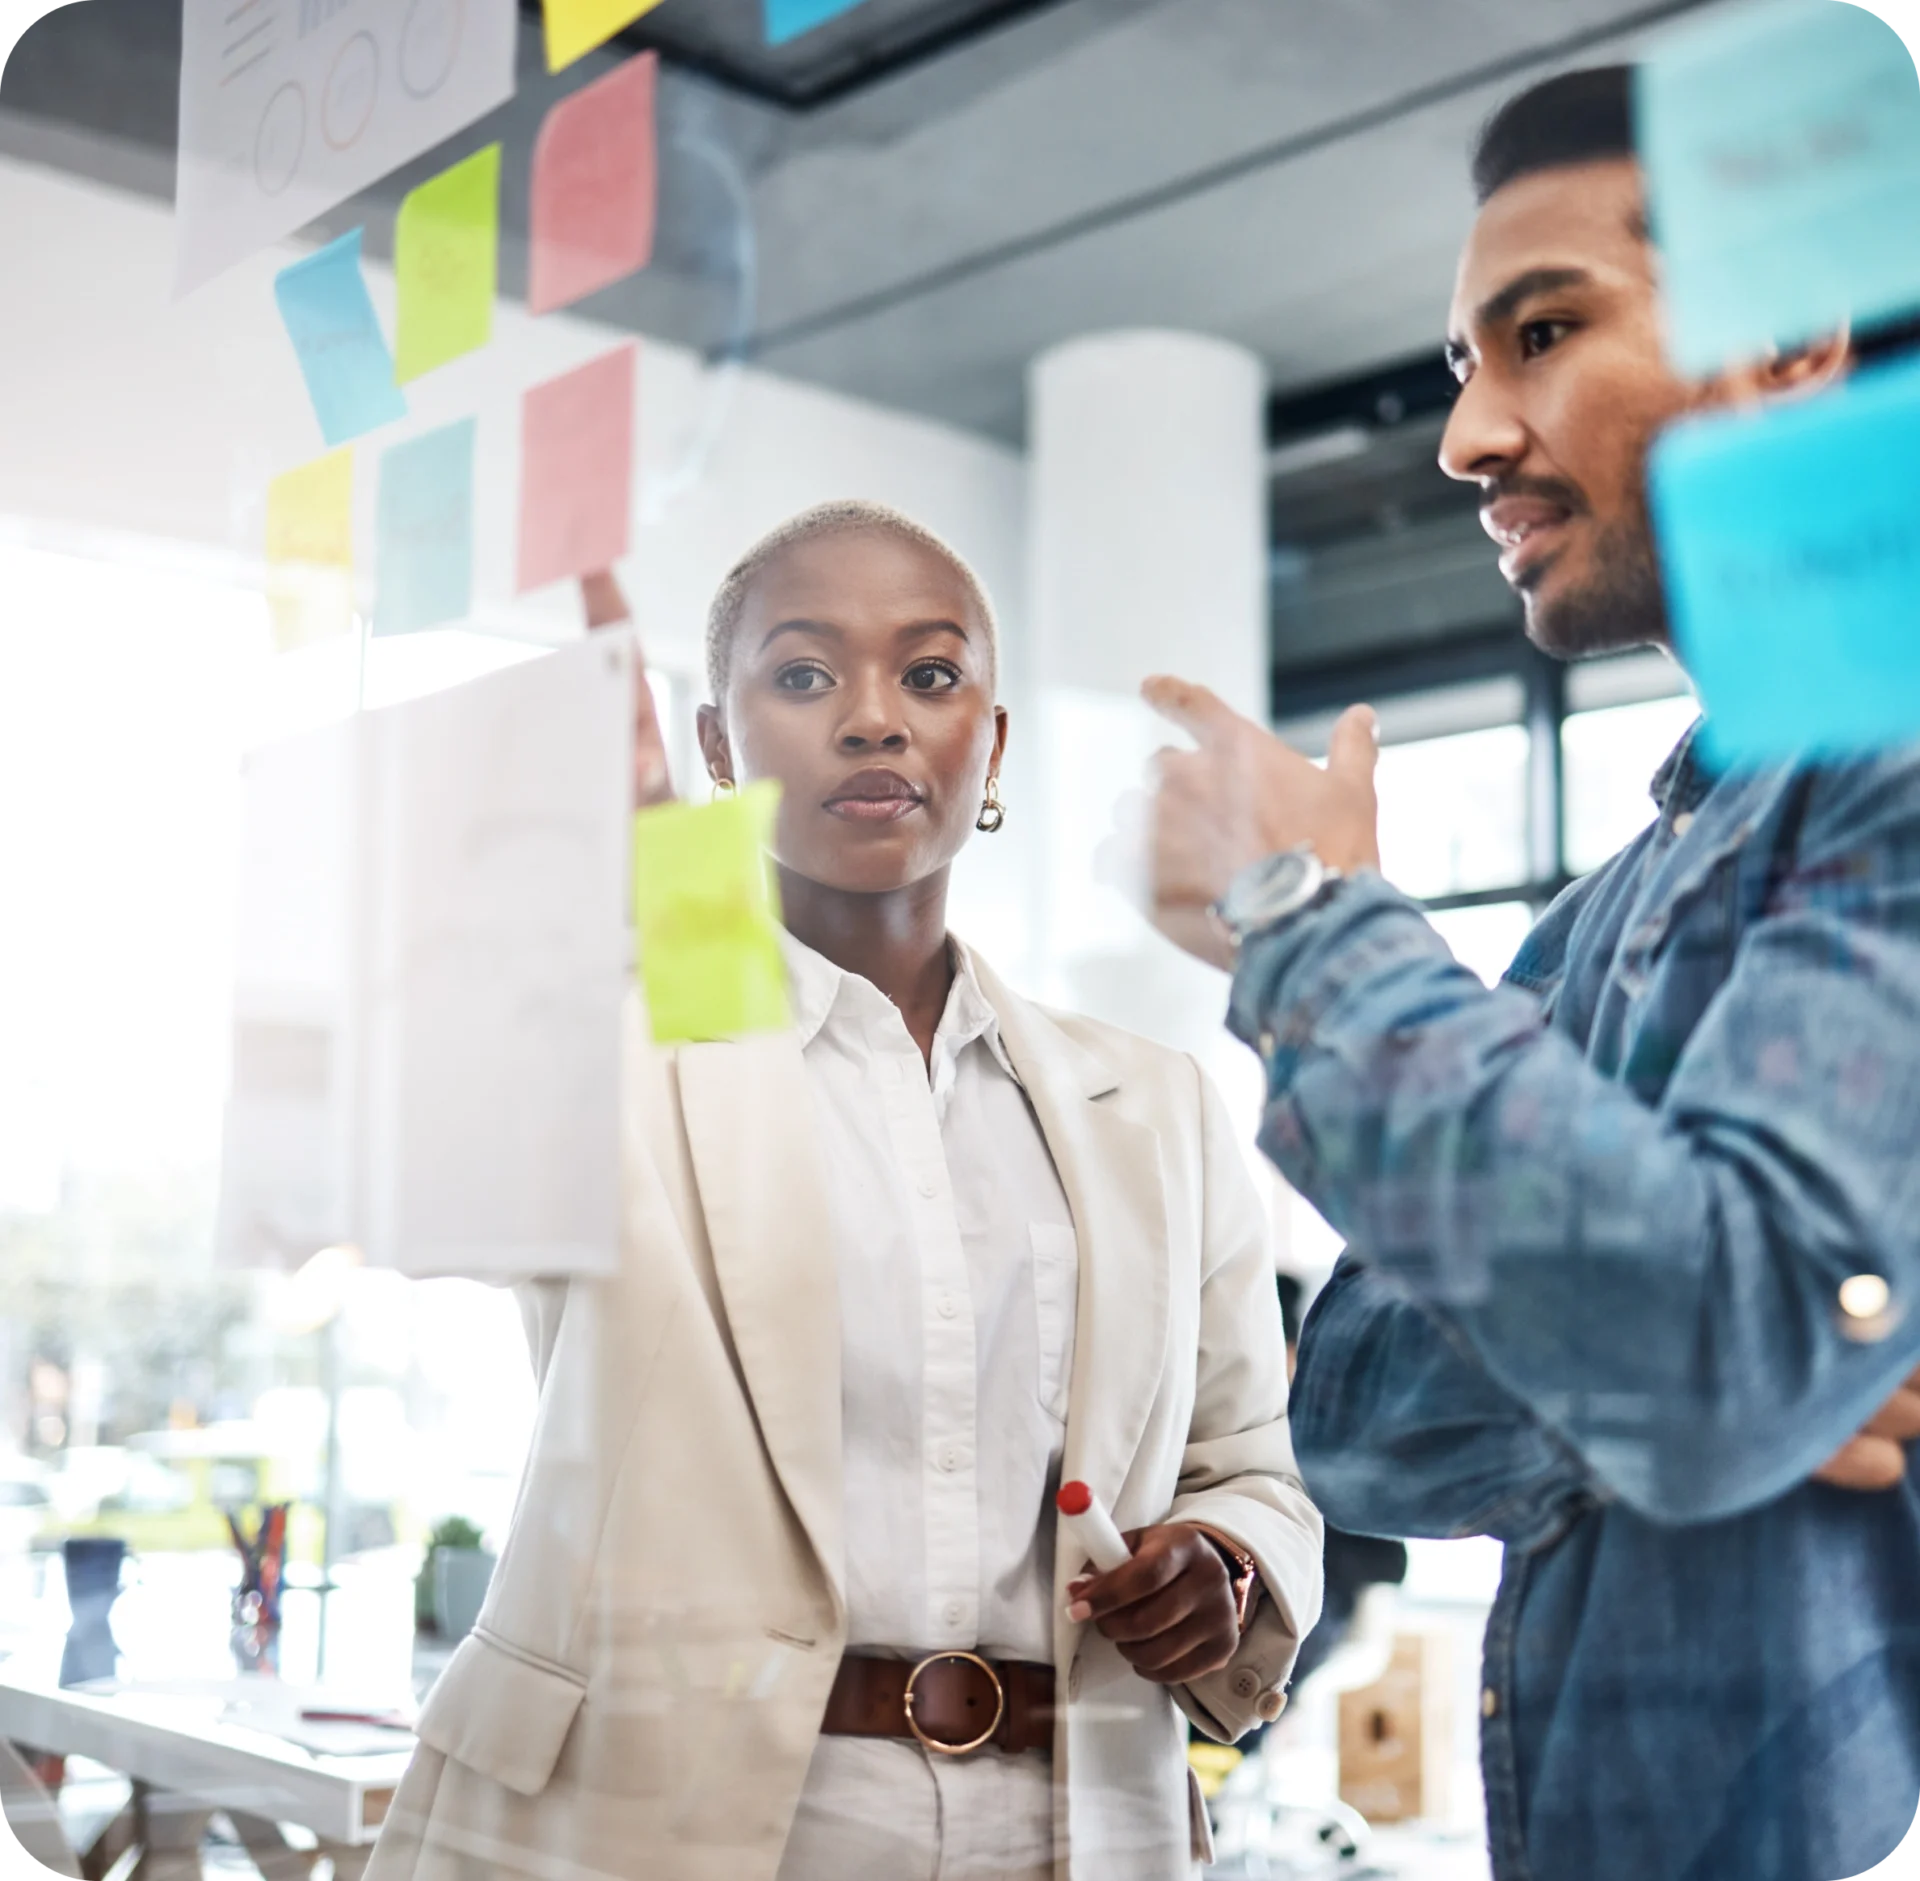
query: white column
[{"left": 1024, "top": 330, "right": 1268, "bottom": 1069}]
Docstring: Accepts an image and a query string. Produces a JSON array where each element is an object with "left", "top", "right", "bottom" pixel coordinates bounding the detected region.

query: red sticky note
[
  {"left": 529, "top": 54, "right": 658, "bottom": 316},
  {"left": 518, "top": 343, "right": 638, "bottom": 595}
]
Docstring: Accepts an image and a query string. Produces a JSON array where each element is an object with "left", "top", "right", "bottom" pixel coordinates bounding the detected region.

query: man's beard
[{"left": 1521, "top": 509, "right": 1671, "bottom": 661}]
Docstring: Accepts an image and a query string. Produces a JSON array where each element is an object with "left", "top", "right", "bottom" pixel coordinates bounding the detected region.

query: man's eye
[
  {"left": 775, "top": 663, "right": 834, "bottom": 693},
  {"left": 1519, "top": 318, "right": 1573, "bottom": 359},
  {"left": 904, "top": 661, "right": 961, "bottom": 692}
]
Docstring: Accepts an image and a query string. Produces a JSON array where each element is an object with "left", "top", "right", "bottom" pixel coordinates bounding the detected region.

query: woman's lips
[{"left": 824, "top": 769, "right": 925, "bottom": 823}]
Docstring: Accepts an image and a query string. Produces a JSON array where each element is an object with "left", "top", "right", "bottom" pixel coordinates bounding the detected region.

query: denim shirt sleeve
[
  {"left": 1233, "top": 760, "right": 1920, "bottom": 1526},
  {"left": 1291, "top": 1254, "right": 1600, "bottom": 1553}
]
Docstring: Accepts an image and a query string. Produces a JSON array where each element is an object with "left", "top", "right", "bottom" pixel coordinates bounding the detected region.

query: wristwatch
[
  {"left": 1211, "top": 843, "right": 1343, "bottom": 953},
  {"left": 1189, "top": 1524, "right": 1262, "bottom": 1633}
]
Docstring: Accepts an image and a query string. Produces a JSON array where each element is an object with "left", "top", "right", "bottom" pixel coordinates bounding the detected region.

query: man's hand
[
  {"left": 1064, "top": 1523, "right": 1241, "bottom": 1685},
  {"left": 1139, "top": 676, "right": 1381, "bottom": 970},
  {"left": 580, "top": 571, "right": 674, "bottom": 808},
  {"left": 1813, "top": 1363, "right": 1920, "bottom": 1490}
]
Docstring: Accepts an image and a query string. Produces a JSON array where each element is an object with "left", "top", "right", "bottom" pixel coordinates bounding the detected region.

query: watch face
[{"left": 1224, "top": 849, "right": 1318, "bottom": 929}]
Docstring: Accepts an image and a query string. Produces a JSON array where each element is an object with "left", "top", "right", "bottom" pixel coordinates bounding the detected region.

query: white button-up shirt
[{"left": 783, "top": 932, "right": 1078, "bottom": 1665}]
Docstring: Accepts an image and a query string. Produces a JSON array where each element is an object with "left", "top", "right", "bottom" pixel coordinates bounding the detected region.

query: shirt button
[
  {"left": 938, "top": 1294, "right": 959, "bottom": 1319},
  {"left": 1482, "top": 1686, "right": 1500, "bottom": 1719},
  {"left": 1231, "top": 1668, "right": 1259, "bottom": 1699},
  {"left": 1255, "top": 1689, "right": 1287, "bottom": 1722},
  {"left": 943, "top": 1599, "right": 965, "bottom": 1627},
  {"left": 938, "top": 1448, "right": 962, "bottom": 1473},
  {"left": 1258, "top": 1029, "right": 1276, "bottom": 1057},
  {"left": 918, "top": 1179, "right": 937, "bottom": 1199},
  {"left": 1671, "top": 811, "right": 1696, "bottom": 838}
]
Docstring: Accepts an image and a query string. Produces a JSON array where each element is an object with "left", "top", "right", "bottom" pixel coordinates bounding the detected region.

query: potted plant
[{"left": 415, "top": 1516, "right": 492, "bottom": 1639}]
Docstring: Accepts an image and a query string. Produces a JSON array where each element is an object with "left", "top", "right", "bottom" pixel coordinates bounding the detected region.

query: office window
[{"left": 1562, "top": 655, "right": 1698, "bottom": 877}]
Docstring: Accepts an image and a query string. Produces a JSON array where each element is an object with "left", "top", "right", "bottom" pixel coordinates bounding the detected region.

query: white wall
[{"left": 0, "top": 151, "right": 1035, "bottom": 967}]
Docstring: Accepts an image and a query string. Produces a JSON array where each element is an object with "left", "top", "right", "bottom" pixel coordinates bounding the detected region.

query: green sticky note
[
  {"left": 394, "top": 145, "right": 501, "bottom": 384},
  {"left": 633, "top": 784, "right": 792, "bottom": 1044}
]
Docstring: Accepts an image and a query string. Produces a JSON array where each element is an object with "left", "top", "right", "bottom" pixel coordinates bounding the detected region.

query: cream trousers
[{"left": 772, "top": 1734, "right": 1055, "bottom": 1881}]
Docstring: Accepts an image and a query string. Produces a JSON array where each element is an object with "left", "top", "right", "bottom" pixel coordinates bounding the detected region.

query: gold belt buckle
[{"left": 903, "top": 1650, "right": 1005, "bottom": 1756}]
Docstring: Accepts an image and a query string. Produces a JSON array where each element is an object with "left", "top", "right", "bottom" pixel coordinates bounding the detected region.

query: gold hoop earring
[
  {"left": 976, "top": 776, "right": 1005, "bottom": 834},
  {"left": 712, "top": 776, "right": 737, "bottom": 799}
]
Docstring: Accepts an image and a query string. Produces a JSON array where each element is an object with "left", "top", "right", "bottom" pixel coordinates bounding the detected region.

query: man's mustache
[{"left": 1480, "top": 473, "right": 1590, "bottom": 515}]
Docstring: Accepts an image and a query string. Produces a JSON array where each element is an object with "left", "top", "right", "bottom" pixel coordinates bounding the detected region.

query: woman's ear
[
  {"left": 695, "top": 702, "right": 734, "bottom": 789},
  {"left": 990, "top": 705, "right": 1010, "bottom": 778}
]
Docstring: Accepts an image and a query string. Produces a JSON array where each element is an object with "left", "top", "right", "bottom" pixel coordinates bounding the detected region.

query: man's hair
[
  {"left": 1471, "top": 65, "right": 1636, "bottom": 205},
  {"left": 704, "top": 499, "right": 1000, "bottom": 702}
]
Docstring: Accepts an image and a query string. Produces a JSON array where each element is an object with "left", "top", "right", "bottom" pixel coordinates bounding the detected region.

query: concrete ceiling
[{"left": 0, "top": 0, "right": 1730, "bottom": 444}]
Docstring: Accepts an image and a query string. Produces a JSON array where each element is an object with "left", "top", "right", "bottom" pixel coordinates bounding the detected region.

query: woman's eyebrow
[
  {"left": 897, "top": 619, "right": 969, "bottom": 644},
  {"left": 759, "top": 618, "right": 843, "bottom": 654}
]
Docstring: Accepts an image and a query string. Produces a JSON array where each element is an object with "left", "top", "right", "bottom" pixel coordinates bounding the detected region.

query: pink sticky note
[
  {"left": 529, "top": 53, "right": 658, "bottom": 316},
  {"left": 518, "top": 343, "right": 638, "bottom": 595}
]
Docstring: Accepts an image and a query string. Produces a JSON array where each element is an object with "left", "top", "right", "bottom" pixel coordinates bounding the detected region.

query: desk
[{"left": 0, "top": 1673, "right": 413, "bottom": 1878}]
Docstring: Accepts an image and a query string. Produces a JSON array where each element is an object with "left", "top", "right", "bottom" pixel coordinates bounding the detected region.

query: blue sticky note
[
  {"left": 1637, "top": 1, "right": 1920, "bottom": 376},
  {"left": 1649, "top": 354, "right": 1920, "bottom": 763},
  {"left": 765, "top": 0, "right": 861, "bottom": 45},
  {"left": 375, "top": 419, "right": 476, "bottom": 637},
  {"left": 274, "top": 229, "right": 409, "bottom": 448}
]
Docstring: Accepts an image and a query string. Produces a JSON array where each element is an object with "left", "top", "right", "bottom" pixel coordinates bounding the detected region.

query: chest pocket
[{"left": 1030, "top": 1222, "right": 1079, "bottom": 1423}]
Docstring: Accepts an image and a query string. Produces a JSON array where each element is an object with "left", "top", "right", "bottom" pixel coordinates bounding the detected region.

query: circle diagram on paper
[
  {"left": 254, "top": 81, "right": 306, "bottom": 196},
  {"left": 323, "top": 30, "right": 380, "bottom": 151},
  {"left": 401, "top": 0, "right": 463, "bottom": 100}
]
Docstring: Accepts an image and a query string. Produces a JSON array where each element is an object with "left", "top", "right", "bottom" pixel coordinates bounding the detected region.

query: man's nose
[{"left": 1438, "top": 371, "right": 1528, "bottom": 484}]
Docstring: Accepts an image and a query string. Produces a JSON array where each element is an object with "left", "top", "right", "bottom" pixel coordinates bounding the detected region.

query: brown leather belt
[{"left": 822, "top": 1651, "right": 1055, "bottom": 1756}]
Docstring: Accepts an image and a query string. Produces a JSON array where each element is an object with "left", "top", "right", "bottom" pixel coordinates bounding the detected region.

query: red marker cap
[{"left": 1057, "top": 1481, "right": 1093, "bottom": 1516}]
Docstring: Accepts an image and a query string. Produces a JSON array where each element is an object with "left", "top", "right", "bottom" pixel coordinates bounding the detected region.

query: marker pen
[{"left": 1056, "top": 1479, "right": 1132, "bottom": 1575}]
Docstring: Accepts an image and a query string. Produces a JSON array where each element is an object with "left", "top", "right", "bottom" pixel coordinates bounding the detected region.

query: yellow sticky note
[
  {"left": 394, "top": 145, "right": 501, "bottom": 384},
  {"left": 633, "top": 783, "right": 792, "bottom": 1044},
  {"left": 265, "top": 448, "right": 355, "bottom": 653},
  {"left": 543, "top": 0, "right": 670, "bottom": 73}
]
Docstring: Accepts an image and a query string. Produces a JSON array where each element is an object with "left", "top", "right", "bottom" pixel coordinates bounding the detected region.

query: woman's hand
[
  {"left": 581, "top": 571, "right": 675, "bottom": 808},
  {"left": 1065, "top": 1523, "right": 1241, "bottom": 1685}
]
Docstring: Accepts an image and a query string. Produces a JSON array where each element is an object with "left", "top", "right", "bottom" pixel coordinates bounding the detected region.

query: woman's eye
[
  {"left": 775, "top": 663, "right": 834, "bottom": 693},
  {"left": 1519, "top": 318, "right": 1573, "bottom": 360},
  {"left": 904, "top": 661, "right": 961, "bottom": 693}
]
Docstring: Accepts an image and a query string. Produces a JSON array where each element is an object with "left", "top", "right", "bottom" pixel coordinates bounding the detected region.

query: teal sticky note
[
  {"left": 1637, "top": 1, "right": 1920, "bottom": 377},
  {"left": 765, "top": 0, "right": 862, "bottom": 45},
  {"left": 1649, "top": 355, "right": 1920, "bottom": 763},
  {"left": 273, "top": 229, "right": 409, "bottom": 448},
  {"left": 375, "top": 419, "right": 476, "bottom": 637}
]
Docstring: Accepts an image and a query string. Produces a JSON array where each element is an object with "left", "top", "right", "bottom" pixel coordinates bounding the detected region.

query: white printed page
[{"left": 175, "top": 0, "right": 518, "bottom": 295}]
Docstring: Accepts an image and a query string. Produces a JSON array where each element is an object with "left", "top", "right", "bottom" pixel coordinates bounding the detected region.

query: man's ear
[{"left": 1716, "top": 327, "right": 1852, "bottom": 408}]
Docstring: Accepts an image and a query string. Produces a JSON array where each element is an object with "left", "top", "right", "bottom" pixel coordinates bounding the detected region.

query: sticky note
[
  {"left": 265, "top": 448, "right": 357, "bottom": 653},
  {"left": 632, "top": 784, "right": 792, "bottom": 1043},
  {"left": 394, "top": 145, "right": 502, "bottom": 383},
  {"left": 375, "top": 419, "right": 476, "bottom": 637},
  {"left": 766, "top": 0, "right": 864, "bottom": 44},
  {"left": 273, "top": 230, "right": 408, "bottom": 447},
  {"left": 529, "top": 54, "right": 658, "bottom": 314},
  {"left": 1649, "top": 354, "right": 1920, "bottom": 762},
  {"left": 1637, "top": 0, "right": 1920, "bottom": 375},
  {"left": 543, "top": 0, "right": 668, "bottom": 73},
  {"left": 517, "top": 344, "right": 638, "bottom": 595}
]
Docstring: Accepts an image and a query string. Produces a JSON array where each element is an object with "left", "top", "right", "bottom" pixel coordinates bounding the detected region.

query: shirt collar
[
  {"left": 778, "top": 928, "right": 1020, "bottom": 1084},
  {"left": 1648, "top": 713, "right": 1714, "bottom": 815}
]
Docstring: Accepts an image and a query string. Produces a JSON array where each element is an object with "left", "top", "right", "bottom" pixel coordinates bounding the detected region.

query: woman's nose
[{"left": 837, "top": 676, "right": 907, "bottom": 748}]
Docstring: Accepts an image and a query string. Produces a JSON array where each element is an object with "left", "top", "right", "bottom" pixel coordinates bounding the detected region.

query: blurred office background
[{"left": 0, "top": 2, "right": 1734, "bottom": 1874}]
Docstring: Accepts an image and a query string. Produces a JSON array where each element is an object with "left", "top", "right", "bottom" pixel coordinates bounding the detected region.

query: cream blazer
[{"left": 367, "top": 954, "right": 1323, "bottom": 1881}]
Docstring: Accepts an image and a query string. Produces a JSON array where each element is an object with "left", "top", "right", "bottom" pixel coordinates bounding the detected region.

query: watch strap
[{"left": 1187, "top": 1523, "right": 1262, "bottom": 1633}]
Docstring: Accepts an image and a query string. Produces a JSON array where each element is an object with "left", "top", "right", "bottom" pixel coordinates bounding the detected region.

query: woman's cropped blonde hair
[{"left": 704, "top": 499, "right": 1000, "bottom": 703}]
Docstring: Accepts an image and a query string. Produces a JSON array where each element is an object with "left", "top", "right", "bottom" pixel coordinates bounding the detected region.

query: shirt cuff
[{"left": 1226, "top": 870, "right": 1452, "bottom": 1073}]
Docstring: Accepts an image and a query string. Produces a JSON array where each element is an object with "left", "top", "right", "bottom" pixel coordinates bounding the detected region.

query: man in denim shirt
[{"left": 1134, "top": 67, "right": 1920, "bottom": 1881}]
